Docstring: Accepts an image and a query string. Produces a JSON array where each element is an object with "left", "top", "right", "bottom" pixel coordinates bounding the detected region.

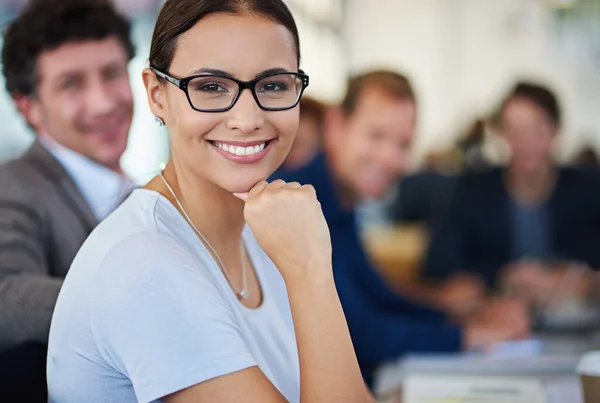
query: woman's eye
[
  {"left": 259, "top": 82, "right": 288, "bottom": 92},
  {"left": 195, "top": 83, "right": 227, "bottom": 92}
]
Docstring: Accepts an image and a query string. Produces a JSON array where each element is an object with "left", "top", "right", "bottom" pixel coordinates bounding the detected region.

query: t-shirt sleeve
[{"left": 90, "top": 233, "right": 256, "bottom": 403}]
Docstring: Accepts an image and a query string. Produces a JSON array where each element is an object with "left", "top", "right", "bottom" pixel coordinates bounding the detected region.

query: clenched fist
[{"left": 234, "top": 180, "right": 332, "bottom": 284}]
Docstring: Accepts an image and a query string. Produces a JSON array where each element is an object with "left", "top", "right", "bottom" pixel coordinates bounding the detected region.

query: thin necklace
[{"left": 159, "top": 171, "right": 249, "bottom": 300}]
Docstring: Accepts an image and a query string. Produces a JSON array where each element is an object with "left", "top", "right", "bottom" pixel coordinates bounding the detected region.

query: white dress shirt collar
[{"left": 40, "top": 136, "right": 135, "bottom": 221}]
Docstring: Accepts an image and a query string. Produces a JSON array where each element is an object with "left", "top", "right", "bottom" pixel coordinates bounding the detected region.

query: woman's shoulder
[
  {"left": 71, "top": 189, "right": 206, "bottom": 286},
  {"left": 90, "top": 229, "right": 211, "bottom": 298},
  {"left": 83, "top": 189, "right": 189, "bottom": 253}
]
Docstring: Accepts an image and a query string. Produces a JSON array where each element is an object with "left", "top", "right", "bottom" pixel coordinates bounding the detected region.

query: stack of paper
[{"left": 374, "top": 354, "right": 583, "bottom": 403}]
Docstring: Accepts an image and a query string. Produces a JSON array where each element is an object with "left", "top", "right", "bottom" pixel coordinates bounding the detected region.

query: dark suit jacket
[
  {"left": 0, "top": 141, "right": 97, "bottom": 350},
  {"left": 423, "top": 167, "right": 600, "bottom": 286},
  {"left": 388, "top": 171, "right": 457, "bottom": 227}
]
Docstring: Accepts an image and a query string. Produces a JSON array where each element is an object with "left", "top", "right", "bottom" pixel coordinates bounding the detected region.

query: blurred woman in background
[{"left": 423, "top": 82, "right": 600, "bottom": 310}]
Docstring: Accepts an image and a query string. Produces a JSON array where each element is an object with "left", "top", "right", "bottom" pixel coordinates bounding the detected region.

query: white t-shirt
[{"left": 47, "top": 189, "right": 300, "bottom": 403}]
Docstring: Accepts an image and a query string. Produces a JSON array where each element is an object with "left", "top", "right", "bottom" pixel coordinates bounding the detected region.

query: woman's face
[
  {"left": 501, "top": 97, "right": 557, "bottom": 176},
  {"left": 148, "top": 13, "right": 299, "bottom": 193}
]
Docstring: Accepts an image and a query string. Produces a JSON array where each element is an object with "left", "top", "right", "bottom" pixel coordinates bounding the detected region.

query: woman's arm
[
  {"left": 165, "top": 271, "right": 372, "bottom": 403},
  {"left": 288, "top": 266, "right": 372, "bottom": 403},
  {"left": 165, "top": 366, "right": 288, "bottom": 403}
]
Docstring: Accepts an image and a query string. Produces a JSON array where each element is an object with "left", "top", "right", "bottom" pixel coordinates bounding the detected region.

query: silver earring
[{"left": 154, "top": 116, "right": 165, "bottom": 127}]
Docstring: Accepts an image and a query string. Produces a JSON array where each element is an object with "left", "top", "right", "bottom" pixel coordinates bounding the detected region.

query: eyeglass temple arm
[{"left": 151, "top": 67, "right": 182, "bottom": 88}]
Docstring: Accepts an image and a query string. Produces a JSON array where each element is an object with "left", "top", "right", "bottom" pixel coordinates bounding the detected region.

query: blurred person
[
  {"left": 280, "top": 96, "right": 325, "bottom": 171},
  {"left": 273, "top": 70, "right": 529, "bottom": 383},
  {"left": 423, "top": 82, "right": 600, "bottom": 309},
  {"left": 574, "top": 145, "right": 600, "bottom": 167},
  {"left": 0, "top": 0, "right": 135, "bottom": 400},
  {"left": 48, "top": 1, "right": 372, "bottom": 402}
]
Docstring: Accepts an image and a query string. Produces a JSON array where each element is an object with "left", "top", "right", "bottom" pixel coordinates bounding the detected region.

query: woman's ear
[{"left": 142, "top": 68, "right": 167, "bottom": 122}]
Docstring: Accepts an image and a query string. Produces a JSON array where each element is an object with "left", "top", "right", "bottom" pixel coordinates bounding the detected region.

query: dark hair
[
  {"left": 2, "top": 0, "right": 135, "bottom": 97},
  {"left": 499, "top": 81, "right": 561, "bottom": 127},
  {"left": 341, "top": 70, "right": 416, "bottom": 116},
  {"left": 149, "top": 0, "right": 301, "bottom": 74}
]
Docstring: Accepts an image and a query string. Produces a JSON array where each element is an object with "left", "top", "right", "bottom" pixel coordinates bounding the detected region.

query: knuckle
[
  {"left": 269, "top": 179, "right": 286, "bottom": 187},
  {"left": 300, "top": 184, "right": 317, "bottom": 196}
]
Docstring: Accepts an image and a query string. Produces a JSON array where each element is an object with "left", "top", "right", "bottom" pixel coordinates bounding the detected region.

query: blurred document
[
  {"left": 404, "top": 375, "right": 545, "bottom": 403},
  {"left": 375, "top": 354, "right": 582, "bottom": 398},
  {"left": 402, "top": 376, "right": 582, "bottom": 403}
]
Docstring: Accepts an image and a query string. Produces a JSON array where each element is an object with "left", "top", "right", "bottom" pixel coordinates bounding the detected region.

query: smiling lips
[
  {"left": 213, "top": 141, "right": 267, "bottom": 156},
  {"left": 209, "top": 139, "right": 275, "bottom": 163}
]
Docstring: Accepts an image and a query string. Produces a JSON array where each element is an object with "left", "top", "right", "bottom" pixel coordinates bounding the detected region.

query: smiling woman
[{"left": 46, "top": 1, "right": 370, "bottom": 403}]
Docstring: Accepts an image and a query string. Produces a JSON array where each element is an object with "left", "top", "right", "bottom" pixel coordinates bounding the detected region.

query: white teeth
[{"left": 214, "top": 141, "right": 268, "bottom": 156}]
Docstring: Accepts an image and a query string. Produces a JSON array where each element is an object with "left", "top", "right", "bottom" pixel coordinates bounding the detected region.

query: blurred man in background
[
  {"left": 0, "top": 0, "right": 135, "bottom": 400},
  {"left": 273, "top": 70, "right": 529, "bottom": 384}
]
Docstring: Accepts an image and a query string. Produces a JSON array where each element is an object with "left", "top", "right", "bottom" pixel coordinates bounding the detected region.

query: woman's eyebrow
[
  {"left": 254, "top": 67, "right": 289, "bottom": 78},
  {"left": 186, "top": 67, "right": 292, "bottom": 79},
  {"left": 187, "top": 67, "right": 232, "bottom": 78}
]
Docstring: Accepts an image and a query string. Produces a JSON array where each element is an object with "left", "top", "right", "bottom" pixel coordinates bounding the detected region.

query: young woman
[{"left": 47, "top": 1, "right": 370, "bottom": 402}]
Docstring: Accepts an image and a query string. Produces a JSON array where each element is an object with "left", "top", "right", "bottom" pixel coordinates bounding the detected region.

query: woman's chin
[
  {"left": 224, "top": 178, "right": 269, "bottom": 195},
  {"left": 216, "top": 165, "right": 282, "bottom": 195}
]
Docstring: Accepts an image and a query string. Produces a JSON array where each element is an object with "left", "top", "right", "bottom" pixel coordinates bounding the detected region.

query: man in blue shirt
[{"left": 273, "top": 71, "right": 529, "bottom": 380}]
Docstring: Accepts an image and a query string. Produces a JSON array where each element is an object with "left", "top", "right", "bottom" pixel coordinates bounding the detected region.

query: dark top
[
  {"left": 388, "top": 171, "right": 457, "bottom": 228},
  {"left": 423, "top": 167, "right": 600, "bottom": 286},
  {"left": 272, "top": 154, "right": 462, "bottom": 373}
]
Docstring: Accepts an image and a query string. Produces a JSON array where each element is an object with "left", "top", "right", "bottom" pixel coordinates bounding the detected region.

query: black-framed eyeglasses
[{"left": 151, "top": 67, "right": 309, "bottom": 113}]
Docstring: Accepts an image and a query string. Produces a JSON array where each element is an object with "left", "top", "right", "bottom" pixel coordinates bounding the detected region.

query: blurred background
[{"left": 2, "top": 0, "right": 600, "bottom": 178}]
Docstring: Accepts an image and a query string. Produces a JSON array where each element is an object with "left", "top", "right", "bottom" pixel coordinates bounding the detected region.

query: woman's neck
[
  {"left": 505, "top": 163, "right": 556, "bottom": 206},
  {"left": 149, "top": 162, "right": 247, "bottom": 258}
]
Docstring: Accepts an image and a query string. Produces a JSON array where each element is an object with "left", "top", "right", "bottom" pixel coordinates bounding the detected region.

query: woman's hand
[{"left": 234, "top": 180, "right": 332, "bottom": 284}]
